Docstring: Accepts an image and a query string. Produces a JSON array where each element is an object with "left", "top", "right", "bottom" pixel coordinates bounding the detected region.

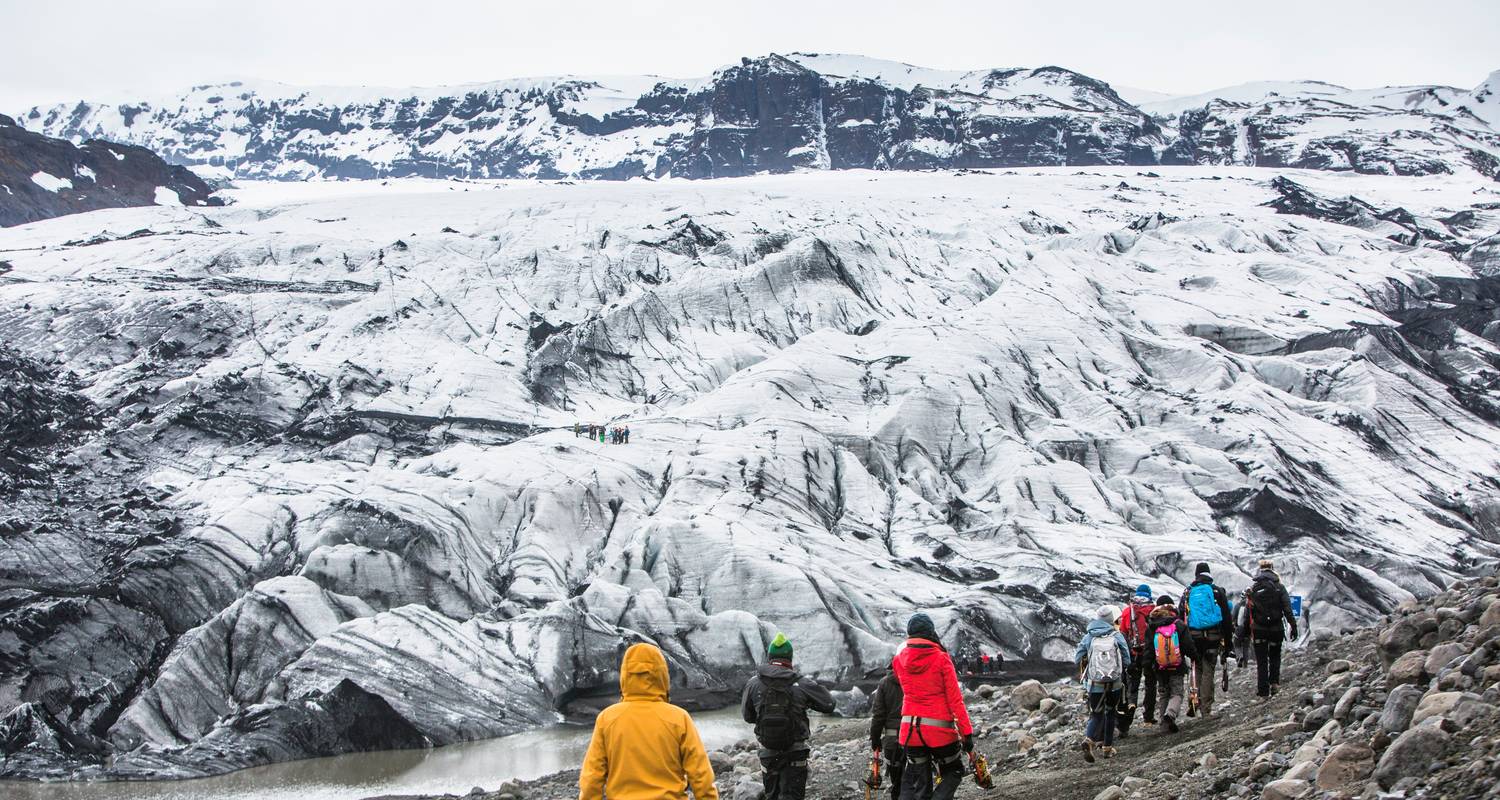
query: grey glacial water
[{"left": 0, "top": 709, "right": 755, "bottom": 800}]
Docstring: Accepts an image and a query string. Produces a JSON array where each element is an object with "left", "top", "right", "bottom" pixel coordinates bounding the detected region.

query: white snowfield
[{"left": 1, "top": 167, "right": 1498, "bottom": 767}]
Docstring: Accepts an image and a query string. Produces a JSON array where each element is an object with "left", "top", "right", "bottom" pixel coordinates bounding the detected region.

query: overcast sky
[{"left": 4, "top": 0, "right": 1498, "bottom": 111}]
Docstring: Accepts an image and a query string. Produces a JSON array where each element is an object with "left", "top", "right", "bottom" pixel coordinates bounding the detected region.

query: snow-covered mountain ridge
[
  {"left": 18, "top": 55, "right": 1500, "bottom": 182},
  {"left": 2, "top": 166, "right": 1499, "bottom": 778}
]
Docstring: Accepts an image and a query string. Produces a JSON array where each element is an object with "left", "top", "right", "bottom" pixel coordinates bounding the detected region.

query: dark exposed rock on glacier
[{"left": 0, "top": 114, "right": 220, "bottom": 227}]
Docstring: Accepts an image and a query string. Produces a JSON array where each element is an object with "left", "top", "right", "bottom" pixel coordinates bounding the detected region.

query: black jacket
[
  {"left": 1247, "top": 570, "right": 1296, "bottom": 639},
  {"left": 1146, "top": 604, "right": 1198, "bottom": 675},
  {"left": 1179, "top": 577, "right": 1235, "bottom": 646},
  {"left": 868, "top": 672, "right": 903, "bottom": 750},
  {"left": 742, "top": 662, "right": 836, "bottom": 753}
]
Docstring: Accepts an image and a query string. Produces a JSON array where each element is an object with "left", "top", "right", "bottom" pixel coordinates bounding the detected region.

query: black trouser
[
  {"left": 882, "top": 742, "right": 923, "bottom": 800},
  {"left": 901, "top": 742, "right": 962, "bottom": 800},
  {"left": 1253, "top": 636, "right": 1284, "bottom": 697},
  {"left": 1116, "top": 661, "right": 1156, "bottom": 733},
  {"left": 761, "top": 749, "right": 809, "bottom": 800}
]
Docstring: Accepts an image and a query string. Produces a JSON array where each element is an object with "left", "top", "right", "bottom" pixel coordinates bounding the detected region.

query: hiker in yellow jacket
[{"left": 579, "top": 643, "right": 720, "bottom": 799}]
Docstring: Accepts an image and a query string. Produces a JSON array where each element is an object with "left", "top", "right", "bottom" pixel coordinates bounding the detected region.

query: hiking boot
[
  {"left": 1116, "top": 727, "right": 1129, "bottom": 740},
  {"left": 1270, "top": 683, "right": 1280, "bottom": 696},
  {"left": 1163, "top": 715, "right": 1179, "bottom": 733},
  {"left": 1143, "top": 714, "right": 1157, "bottom": 724},
  {"left": 1101, "top": 746, "right": 1117, "bottom": 759},
  {"left": 1081, "top": 738, "right": 1096, "bottom": 763}
]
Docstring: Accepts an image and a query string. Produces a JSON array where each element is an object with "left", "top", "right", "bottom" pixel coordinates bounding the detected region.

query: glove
[
  {"left": 1288, "top": 624, "right": 1300, "bottom": 641},
  {"left": 961, "top": 734, "right": 974, "bottom": 753}
]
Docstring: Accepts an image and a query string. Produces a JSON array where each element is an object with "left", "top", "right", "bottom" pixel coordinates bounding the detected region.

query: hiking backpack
[
  {"left": 1085, "top": 634, "right": 1123, "bottom": 685},
  {"left": 754, "top": 676, "right": 798, "bottom": 751},
  {"left": 1123, "top": 605, "right": 1152, "bottom": 652},
  {"left": 1154, "top": 622, "right": 1183, "bottom": 669},
  {"left": 1248, "top": 580, "right": 1285, "bottom": 629},
  {"left": 1186, "top": 583, "right": 1223, "bottom": 630}
]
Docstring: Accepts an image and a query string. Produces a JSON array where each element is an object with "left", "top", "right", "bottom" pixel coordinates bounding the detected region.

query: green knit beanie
[{"left": 768, "top": 632, "right": 793, "bottom": 660}]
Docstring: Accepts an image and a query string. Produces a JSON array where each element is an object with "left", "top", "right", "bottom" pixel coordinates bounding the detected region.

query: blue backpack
[{"left": 1186, "top": 583, "right": 1223, "bottom": 630}]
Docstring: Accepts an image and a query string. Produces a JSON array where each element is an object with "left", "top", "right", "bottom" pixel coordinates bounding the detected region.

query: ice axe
[
  {"left": 862, "top": 749, "right": 881, "bottom": 800},
  {"left": 969, "top": 750, "right": 994, "bottom": 790}
]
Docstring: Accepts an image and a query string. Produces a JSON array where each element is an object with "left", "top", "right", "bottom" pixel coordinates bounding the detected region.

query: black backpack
[
  {"left": 1248, "top": 580, "right": 1283, "bottom": 628},
  {"left": 754, "top": 676, "right": 798, "bottom": 751}
]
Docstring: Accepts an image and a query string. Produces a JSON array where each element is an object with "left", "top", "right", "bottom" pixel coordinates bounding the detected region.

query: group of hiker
[
  {"left": 574, "top": 422, "right": 630, "bottom": 444},
  {"left": 580, "top": 615, "right": 983, "bottom": 800},
  {"left": 577, "top": 559, "right": 1299, "bottom": 799},
  {"left": 956, "top": 652, "right": 1003, "bottom": 675},
  {"left": 1072, "top": 559, "right": 1299, "bottom": 762}
]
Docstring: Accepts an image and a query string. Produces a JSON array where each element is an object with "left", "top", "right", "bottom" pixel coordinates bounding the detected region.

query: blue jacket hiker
[{"left": 1073, "top": 606, "right": 1131, "bottom": 762}]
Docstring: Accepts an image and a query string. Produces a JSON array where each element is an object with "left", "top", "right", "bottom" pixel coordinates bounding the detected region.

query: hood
[
  {"left": 894, "top": 638, "right": 946, "bottom": 674},
  {"left": 1129, "top": 595, "right": 1155, "bottom": 609},
  {"left": 757, "top": 662, "right": 797, "bottom": 681},
  {"left": 1086, "top": 618, "right": 1116, "bottom": 635},
  {"left": 1149, "top": 604, "right": 1178, "bottom": 622},
  {"left": 619, "top": 642, "right": 670, "bottom": 702},
  {"left": 1191, "top": 575, "right": 1215, "bottom": 586}
]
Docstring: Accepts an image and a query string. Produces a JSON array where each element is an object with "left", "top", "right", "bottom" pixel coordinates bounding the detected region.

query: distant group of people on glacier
[
  {"left": 574, "top": 422, "right": 630, "bottom": 444},
  {"left": 1071, "top": 559, "right": 1299, "bottom": 762},
  {"left": 575, "top": 558, "right": 1299, "bottom": 799}
]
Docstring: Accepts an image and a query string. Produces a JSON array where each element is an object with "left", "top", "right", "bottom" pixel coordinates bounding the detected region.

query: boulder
[
  {"left": 1332, "top": 686, "right": 1361, "bottom": 721},
  {"left": 1378, "top": 684, "right": 1424, "bottom": 733},
  {"left": 1093, "top": 787, "right": 1125, "bottom": 800},
  {"left": 1039, "top": 698, "right": 1059, "bottom": 715},
  {"left": 1325, "top": 659, "right": 1353, "bottom": 675},
  {"left": 1011, "top": 680, "right": 1049, "bottom": 711},
  {"left": 1315, "top": 742, "right": 1375, "bottom": 790},
  {"left": 1481, "top": 597, "right": 1500, "bottom": 629},
  {"left": 1201, "top": 752, "right": 1218, "bottom": 769},
  {"left": 1424, "top": 642, "right": 1466, "bottom": 675},
  {"left": 1290, "top": 742, "right": 1323, "bottom": 766},
  {"left": 1387, "top": 650, "right": 1429, "bottom": 687},
  {"left": 1283, "top": 761, "right": 1318, "bottom": 782},
  {"left": 731, "top": 774, "right": 763, "bottom": 800},
  {"left": 1256, "top": 721, "right": 1302, "bottom": 739},
  {"left": 1120, "top": 776, "right": 1149, "bottom": 792},
  {"left": 1374, "top": 725, "right": 1451, "bottom": 789},
  {"left": 1302, "top": 705, "right": 1332, "bottom": 731},
  {"left": 1261, "top": 778, "right": 1311, "bottom": 800},
  {"left": 1410, "top": 691, "right": 1495, "bottom": 728},
  {"left": 975, "top": 684, "right": 998, "bottom": 699},
  {"left": 1378, "top": 619, "right": 1422, "bottom": 666}
]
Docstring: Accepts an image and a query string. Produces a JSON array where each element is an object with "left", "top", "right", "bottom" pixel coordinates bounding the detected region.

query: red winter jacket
[{"left": 892, "top": 637, "right": 973, "bottom": 747}]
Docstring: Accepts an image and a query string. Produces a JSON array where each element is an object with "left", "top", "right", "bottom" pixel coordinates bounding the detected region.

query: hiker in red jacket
[{"left": 892, "top": 613, "right": 974, "bottom": 800}]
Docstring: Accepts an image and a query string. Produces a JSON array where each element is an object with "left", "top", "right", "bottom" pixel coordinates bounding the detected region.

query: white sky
[{"left": 4, "top": 0, "right": 1498, "bottom": 111}]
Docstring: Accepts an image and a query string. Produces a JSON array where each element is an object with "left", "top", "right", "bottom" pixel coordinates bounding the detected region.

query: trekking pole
[{"left": 1221, "top": 653, "right": 1230, "bottom": 694}]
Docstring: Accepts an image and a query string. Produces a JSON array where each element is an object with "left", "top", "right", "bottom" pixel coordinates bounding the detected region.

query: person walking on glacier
[
  {"left": 578, "top": 643, "right": 719, "bottom": 800},
  {"left": 892, "top": 613, "right": 974, "bottom": 800},
  {"left": 742, "top": 634, "right": 835, "bottom": 800},
  {"left": 1148, "top": 594, "right": 1198, "bottom": 733},
  {"left": 870, "top": 664, "right": 927, "bottom": 800},
  {"left": 1178, "top": 562, "right": 1233, "bottom": 717},
  {"left": 1075, "top": 605, "right": 1131, "bottom": 762},
  {"left": 1114, "top": 584, "right": 1157, "bottom": 738},
  {"left": 1246, "top": 559, "right": 1298, "bottom": 697}
]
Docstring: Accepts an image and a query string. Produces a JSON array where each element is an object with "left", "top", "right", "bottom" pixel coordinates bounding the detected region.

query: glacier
[{"left": 1, "top": 166, "right": 1499, "bottom": 778}]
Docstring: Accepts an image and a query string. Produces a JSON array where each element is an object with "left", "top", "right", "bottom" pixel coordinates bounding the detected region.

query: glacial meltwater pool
[{"left": 0, "top": 708, "right": 761, "bottom": 800}]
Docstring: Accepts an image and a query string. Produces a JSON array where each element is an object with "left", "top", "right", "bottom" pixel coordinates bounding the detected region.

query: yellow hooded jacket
[{"left": 578, "top": 643, "right": 719, "bottom": 800}]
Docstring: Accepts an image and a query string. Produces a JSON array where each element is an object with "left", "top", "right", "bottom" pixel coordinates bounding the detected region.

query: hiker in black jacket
[
  {"left": 870, "top": 668, "right": 926, "bottom": 800},
  {"left": 1178, "top": 562, "right": 1235, "bottom": 718},
  {"left": 742, "top": 634, "right": 836, "bottom": 800},
  {"left": 1246, "top": 559, "right": 1298, "bottom": 697}
]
